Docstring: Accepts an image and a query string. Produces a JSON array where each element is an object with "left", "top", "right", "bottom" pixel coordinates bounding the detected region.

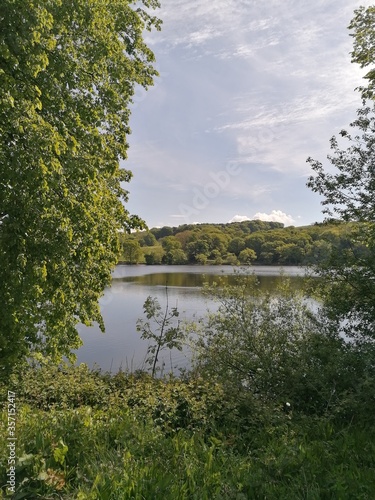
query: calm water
[{"left": 75, "top": 265, "right": 306, "bottom": 373}]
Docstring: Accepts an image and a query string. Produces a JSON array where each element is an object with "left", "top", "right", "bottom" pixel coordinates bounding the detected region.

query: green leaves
[
  {"left": 0, "top": 0, "right": 160, "bottom": 377},
  {"left": 350, "top": 6, "right": 375, "bottom": 99},
  {"left": 305, "top": 5, "right": 375, "bottom": 341},
  {"left": 53, "top": 440, "right": 68, "bottom": 466},
  {"left": 137, "top": 292, "right": 184, "bottom": 377},
  {"left": 307, "top": 103, "right": 375, "bottom": 341}
]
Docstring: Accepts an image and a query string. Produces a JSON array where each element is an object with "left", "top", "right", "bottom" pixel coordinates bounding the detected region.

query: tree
[
  {"left": 0, "top": 0, "right": 161, "bottom": 377},
  {"left": 186, "top": 240, "right": 210, "bottom": 262},
  {"left": 259, "top": 240, "right": 284, "bottom": 264},
  {"left": 244, "top": 233, "right": 265, "bottom": 256},
  {"left": 228, "top": 237, "right": 245, "bottom": 256},
  {"left": 122, "top": 238, "right": 143, "bottom": 264},
  {"left": 163, "top": 248, "right": 187, "bottom": 265},
  {"left": 137, "top": 289, "right": 183, "bottom": 377},
  {"left": 174, "top": 229, "right": 194, "bottom": 249},
  {"left": 195, "top": 253, "right": 208, "bottom": 265},
  {"left": 189, "top": 273, "right": 356, "bottom": 417},
  {"left": 202, "top": 231, "right": 228, "bottom": 258},
  {"left": 161, "top": 236, "right": 182, "bottom": 252},
  {"left": 151, "top": 226, "right": 174, "bottom": 239},
  {"left": 238, "top": 248, "right": 256, "bottom": 265},
  {"left": 225, "top": 253, "right": 239, "bottom": 266},
  {"left": 307, "top": 104, "right": 375, "bottom": 341},
  {"left": 277, "top": 243, "right": 305, "bottom": 265},
  {"left": 144, "top": 246, "right": 164, "bottom": 265},
  {"left": 139, "top": 232, "right": 157, "bottom": 247},
  {"left": 160, "top": 236, "right": 187, "bottom": 264},
  {"left": 305, "top": 240, "right": 332, "bottom": 265},
  {"left": 350, "top": 5, "right": 375, "bottom": 100}
]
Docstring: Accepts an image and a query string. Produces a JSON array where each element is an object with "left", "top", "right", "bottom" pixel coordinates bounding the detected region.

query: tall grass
[{"left": 1, "top": 364, "right": 375, "bottom": 499}]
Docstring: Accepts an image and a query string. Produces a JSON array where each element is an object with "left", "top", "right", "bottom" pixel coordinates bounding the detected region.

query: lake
[{"left": 75, "top": 265, "right": 307, "bottom": 374}]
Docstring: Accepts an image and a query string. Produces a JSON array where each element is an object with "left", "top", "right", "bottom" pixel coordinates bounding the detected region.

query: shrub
[{"left": 189, "top": 272, "right": 375, "bottom": 423}]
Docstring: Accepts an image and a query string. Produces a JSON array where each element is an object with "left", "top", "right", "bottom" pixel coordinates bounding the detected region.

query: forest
[{"left": 120, "top": 219, "right": 365, "bottom": 266}]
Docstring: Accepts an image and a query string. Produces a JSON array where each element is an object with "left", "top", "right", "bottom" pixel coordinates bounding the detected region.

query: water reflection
[{"left": 75, "top": 265, "right": 308, "bottom": 374}]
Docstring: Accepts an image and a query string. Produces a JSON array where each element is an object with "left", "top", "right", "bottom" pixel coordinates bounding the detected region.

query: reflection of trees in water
[{"left": 116, "top": 271, "right": 307, "bottom": 292}]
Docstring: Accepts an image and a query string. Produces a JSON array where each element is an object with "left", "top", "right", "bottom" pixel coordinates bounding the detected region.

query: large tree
[
  {"left": 0, "top": 0, "right": 160, "bottom": 376},
  {"left": 350, "top": 5, "right": 375, "bottom": 100},
  {"left": 307, "top": 104, "right": 375, "bottom": 341},
  {"left": 306, "top": 5, "right": 375, "bottom": 342}
]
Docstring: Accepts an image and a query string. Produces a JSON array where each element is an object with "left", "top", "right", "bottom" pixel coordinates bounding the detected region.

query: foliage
[
  {"left": 130, "top": 219, "right": 363, "bottom": 267},
  {"left": 138, "top": 232, "right": 157, "bottom": 247},
  {"left": 5, "top": 362, "right": 228, "bottom": 430},
  {"left": 160, "top": 235, "right": 182, "bottom": 252},
  {"left": 1, "top": 363, "right": 375, "bottom": 498},
  {"left": 350, "top": 5, "right": 375, "bottom": 99},
  {"left": 190, "top": 275, "right": 313, "bottom": 406},
  {"left": 143, "top": 245, "right": 165, "bottom": 265},
  {"left": 195, "top": 253, "right": 208, "bottom": 265},
  {"left": 307, "top": 104, "right": 375, "bottom": 341},
  {"left": 227, "top": 236, "right": 245, "bottom": 256},
  {"left": 160, "top": 236, "right": 187, "bottom": 264},
  {"left": 305, "top": 4, "right": 375, "bottom": 343},
  {"left": 188, "top": 272, "right": 375, "bottom": 423},
  {"left": 136, "top": 288, "right": 184, "bottom": 377},
  {"left": 0, "top": 0, "right": 160, "bottom": 378},
  {"left": 3, "top": 3, "right": 375, "bottom": 496},
  {"left": 238, "top": 247, "right": 257, "bottom": 264},
  {"left": 5, "top": 362, "right": 111, "bottom": 410},
  {"left": 121, "top": 237, "right": 144, "bottom": 264}
]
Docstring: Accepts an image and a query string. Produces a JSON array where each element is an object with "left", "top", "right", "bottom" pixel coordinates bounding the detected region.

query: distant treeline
[{"left": 119, "top": 219, "right": 365, "bottom": 266}]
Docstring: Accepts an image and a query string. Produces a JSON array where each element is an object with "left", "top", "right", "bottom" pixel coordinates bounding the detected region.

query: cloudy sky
[{"left": 123, "top": 0, "right": 372, "bottom": 228}]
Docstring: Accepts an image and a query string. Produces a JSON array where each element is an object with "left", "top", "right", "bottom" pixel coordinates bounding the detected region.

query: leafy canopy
[
  {"left": 306, "top": 3, "right": 375, "bottom": 341},
  {"left": 350, "top": 5, "right": 375, "bottom": 99},
  {"left": 0, "top": 0, "right": 160, "bottom": 376},
  {"left": 307, "top": 105, "right": 375, "bottom": 341}
]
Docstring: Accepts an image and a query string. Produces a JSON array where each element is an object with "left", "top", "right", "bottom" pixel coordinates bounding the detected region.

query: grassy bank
[{"left": 1, "top": 363, "right": 375, "bottom": 499}]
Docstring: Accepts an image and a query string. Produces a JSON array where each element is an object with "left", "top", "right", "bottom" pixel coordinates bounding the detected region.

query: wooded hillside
[{"left": 120, "top": 220, "right": 364, "bottom": 266}]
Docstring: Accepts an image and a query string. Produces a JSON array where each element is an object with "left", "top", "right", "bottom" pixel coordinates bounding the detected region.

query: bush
[
  {"left": 1, "top": 362, "right": 375, "bottom": 498},
  {"left": 189, "top": 272, "right": 375, "bottom": 423}
]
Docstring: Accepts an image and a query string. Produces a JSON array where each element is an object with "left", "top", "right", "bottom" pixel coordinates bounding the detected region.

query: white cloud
[
  {"left": 229, "top": 210, "right": 296, "bottom": 225},
  {"left": 228, "top": 215, "right": 251, "bottom": 223},
  {"left": 126, "top": 0, "right": 375, "bottom": 228},
  {"left": 253, "top": 210, "right": 296, "bottom": 226}
]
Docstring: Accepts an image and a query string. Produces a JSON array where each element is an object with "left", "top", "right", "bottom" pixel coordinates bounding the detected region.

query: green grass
[{"left": 1, "top": 364, "right": 375, "bottom": 499}]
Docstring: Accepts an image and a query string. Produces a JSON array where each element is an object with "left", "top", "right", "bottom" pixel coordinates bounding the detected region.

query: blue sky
[{"left": 123, "top": 0, "right": 372, "bottom": 228}]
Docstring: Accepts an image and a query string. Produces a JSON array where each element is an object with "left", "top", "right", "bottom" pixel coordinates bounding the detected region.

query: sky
[{"left": 123, "top": 0, "right": 373, "bottom": 229}]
